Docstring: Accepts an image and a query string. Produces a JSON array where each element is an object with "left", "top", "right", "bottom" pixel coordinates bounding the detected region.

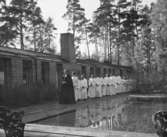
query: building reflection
[{"left": 75, "top": 100, "right": 167, "bottom": 133}]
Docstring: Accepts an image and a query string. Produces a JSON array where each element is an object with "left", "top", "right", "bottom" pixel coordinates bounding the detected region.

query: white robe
[
  {"left": 109, "top": 77, "right": 116, "bottom": 95},
  {"left": 105, "top": 77, "right": 110, "bottom": 96},
  {"left": 95, "top": 78, "right": 101, "bottom": 97},
  {"left": 101, "top": 77, "right": 106, "bottom": 97},
  {"left": 72, "top": 76, "right": 79, "bottom": 101},
  {"left": 115, "top": 76, "right": 122, "bottom": 94},
  {"left": 121, "top": 79, "right": 126, "bottom": 93},
  {"left": 88, "top": 78, "right": 95, "bottom": 98},
  {"left": 98, "top": 78, "right": 102, "bottom": 97},
  {"left": 81, "top": 78, "right": 88, "bottom": 100},
  {"left": 92, "top": 78, "right": 96, "bottom": 98},
  {"left": 77, "top": 80, "right": 82, "bottom": 100}
]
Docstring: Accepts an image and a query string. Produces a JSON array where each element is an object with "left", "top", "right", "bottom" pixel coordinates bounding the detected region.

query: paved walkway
[
  {"left": 5, "top": 94, "right": 159, "bottom": 137},
  {"left": 13, "top": 101, "right": 82, "bottom": 123},
  {"left": 0, "top": 124, "right": 158, "bottom": 137}
]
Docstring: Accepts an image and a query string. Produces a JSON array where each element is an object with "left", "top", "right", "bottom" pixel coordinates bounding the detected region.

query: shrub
[{"left": 134, "top": 70, "right": 167, "bottom": 94}]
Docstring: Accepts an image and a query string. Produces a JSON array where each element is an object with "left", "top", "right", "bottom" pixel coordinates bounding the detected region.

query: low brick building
[
  {"left": 0, "top": 33, "right": 133, "bottom": 105},
  {"left": 0, "top": 47, "right": 64, "bottom": 88}
]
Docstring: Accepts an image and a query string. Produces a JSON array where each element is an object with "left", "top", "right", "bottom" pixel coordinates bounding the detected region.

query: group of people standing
[
  {"left": 59, "top": 70, "right": 133, "bottom": 104},
  {"left": 72, "top": 74, "right": 133, "bottom": 102}
]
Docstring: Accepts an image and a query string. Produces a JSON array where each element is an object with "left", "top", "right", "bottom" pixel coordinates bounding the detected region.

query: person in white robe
[
  {"left": 92, "top": 77, "right": 96, "bottom": 98},
  {"left": 121, "top": 78, "right": 127, "bottom": 93},
  {"left": 72, "top": 73, "right": 79, "bottom": 101},
  {"left": 80, "top": 75, "right": 84, "bottom": 100},
  {"left": 101, "top": 76, "right": 106, "bottom": 97},
  {"left": 109, "top": 75, "right": 113, "bottom": 95},
  {"left": 88, "top": 75, "right": 95, "bottom": 98},
  {"left": 95, "top": 77, "right": 101, "bottom": 97},
  {"left": 77, "top": 76, "right": 82, "bottom": 101},
  {"left": 80, "top": 75, "right": 88, "bottom": 100},
  {"left": 99, "top": 77, "right": 102, "bottom": 97},
  {"left": 112, "top": 76, "right": 118, "bottom": 94},
  {"left": 116, "top": 76, "right": 122, "bottom": 94},
  {"left": 105, "top": 75, "right": 110, "bottom": 96},
  {"left": 93, "top": 77, "right": 97, "bottom": 97},
  {"left": 109, "top": 75, "right": 116, "bottom": 95}
]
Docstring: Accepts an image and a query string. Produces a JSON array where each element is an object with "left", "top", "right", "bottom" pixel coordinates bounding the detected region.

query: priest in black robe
[{"left": 59, "top": 70, "right": 76, "bottom": 104}]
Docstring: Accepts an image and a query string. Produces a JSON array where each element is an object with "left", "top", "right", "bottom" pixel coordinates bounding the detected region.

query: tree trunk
[
  {"left": 95, "top": 38, "right": 98, "bottom": 57},
  {"left": 33, "top": 27, "right": 37, "bottom": 51},
  {"left": 117, "top": 44, "right": 120, "bottom": 66},
  {"left": 103, "top": 31, "right": 107, "bottom": 61},
  {"left": 20, "top": 16, "right": 24, "bottom": 50},
  {"left": 109, "top": 24, "right": 112, "bottom": 64},
  {"left": 85, "top": 30, "right": 90, "bottom": 60},
  {"left": 117, "top": 6, "right": 121, "bottom": 66}
]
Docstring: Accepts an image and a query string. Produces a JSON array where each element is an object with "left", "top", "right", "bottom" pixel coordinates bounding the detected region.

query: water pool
[{"left": 36, "top": 94, "right": 167, "bottom": 133}]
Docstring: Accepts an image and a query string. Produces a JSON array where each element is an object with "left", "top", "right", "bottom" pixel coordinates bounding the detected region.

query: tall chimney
[{"left": 60, "top": 33, "right": 76, "bottom": 63}]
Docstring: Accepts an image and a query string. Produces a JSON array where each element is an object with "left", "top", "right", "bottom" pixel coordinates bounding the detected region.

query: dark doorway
[
  {"left": 0, "top": 58, "right": 11, "bottom": 88},
  {"left": 41, "top": 61, "right": 50, "bottom": 84},
  {"left": 81, "top": 66, "right": 87, "bottom": 77},
  {"left": 56, "top": 63, "right": 63, "bottom": 91},
  {"left": 23, "top": 60, "right": 33, "bottom": 87},
  {"left": 95, "top": 67, "right": 101, "bottom": 77}
]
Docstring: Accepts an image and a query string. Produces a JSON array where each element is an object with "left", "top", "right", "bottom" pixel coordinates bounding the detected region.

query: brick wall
[{"left": 9, "top": 57, "right": 59, "bottom": 88}]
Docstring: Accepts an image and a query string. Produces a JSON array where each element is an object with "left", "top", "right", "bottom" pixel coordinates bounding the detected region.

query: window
[
  {"left": 0, "top": 59, "right": 4, "bottom": 85},
  {"left": 23, "top": 60, "right": 33, "bottom": 86},
  {"left": 108, "top": 68, "right": 111, "bottom": 75},
  {"left": 81, "top": 66, "right": 87, "bottom": 77},
  {"left": 41, "top": 62, "right": 49, "bottom": 84},
  {"left": 90, "top": 67, "right": 94, "bottom": 76},
  {"left": 95, "top": 67, "right": 101, "bottom": 77},
  {"left": 56, "top": 63, "right": 63, "bottom": 90},
  {"left": 103, "top": 68, "right": 107, "bottom": 76},
  {"left": 0, "top": 58, "right": 11, "bottom": 87},
  {"left": 0, "top": 72, "right": 4, "bottom": 85}
]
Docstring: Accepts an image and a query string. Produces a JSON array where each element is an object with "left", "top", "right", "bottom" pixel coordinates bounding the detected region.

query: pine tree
[
  {"left": 120, "top": 0, "right": 149, "bottom": 59},
  {"left": 86, "top": 22, "right": 100, "bottom": 59},
  {"left": 8, "top": 0, "right": 37, "bottom": 49},
  {"left": 116, "top": 0, "right": 131, "bottom": 65},
  {"left": 0, "top": 0, "right": 18, "bottom": 47},
  {"left": 26, "top": 1, "right": 44, "bottom": 51},
  {"left": 94, "top": 0, "right": 117, "bottom": 63},
  {"left": 34, "top": 17, "right": 56, "bottom": 53},
  {"left": 151, "top": 0, "right": 167, "bottom": 49}
]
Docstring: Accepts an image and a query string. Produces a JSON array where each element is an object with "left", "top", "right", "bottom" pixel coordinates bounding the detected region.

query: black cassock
[{"left": 59, "top": 74, "right": 76, "bottom": 104}]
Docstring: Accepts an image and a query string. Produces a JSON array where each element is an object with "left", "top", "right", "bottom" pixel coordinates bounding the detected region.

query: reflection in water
[{"left": 37, "top": 95, "right": 167, "bottom": 133}]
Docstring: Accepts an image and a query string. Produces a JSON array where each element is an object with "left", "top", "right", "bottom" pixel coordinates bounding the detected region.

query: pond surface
[{"left": 37, "top": 94, "right": 167, "bottom": 133}]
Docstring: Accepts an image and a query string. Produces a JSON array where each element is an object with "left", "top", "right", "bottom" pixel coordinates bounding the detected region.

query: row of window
[
  {"left": 81, "top": 66, "right": 127, "bottom": 78},
  {"left": 0, "top": 58, "right": 51, "bottom": 87},
  {"left": 23, "top": 60, "right": 50, "bottom": 86}
]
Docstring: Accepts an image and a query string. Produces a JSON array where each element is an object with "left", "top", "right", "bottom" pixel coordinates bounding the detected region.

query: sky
[
  {"left": 37, "top": 0, "right": 157, "bottom": 33},
  {"left": 37, "top": 0, "right": 100, "bottom": 33}
]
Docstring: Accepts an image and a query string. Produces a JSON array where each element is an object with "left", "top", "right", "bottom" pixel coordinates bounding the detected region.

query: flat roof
[{"left": 0, "top": 47, "right": 65, "bottom": 63}]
